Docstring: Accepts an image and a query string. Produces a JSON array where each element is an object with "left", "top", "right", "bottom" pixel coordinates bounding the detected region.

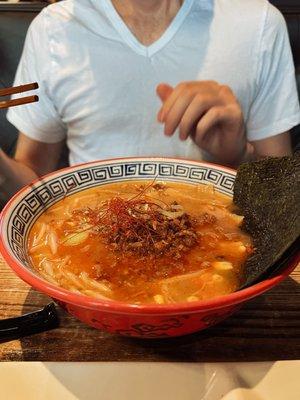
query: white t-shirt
[{"left": 7, "top": 0, "right": 300, "bottom": 165}]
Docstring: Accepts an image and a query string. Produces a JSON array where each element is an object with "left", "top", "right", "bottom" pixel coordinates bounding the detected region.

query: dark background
[{"left": 272, "top": 0, "right": 300, "bottom": 7}]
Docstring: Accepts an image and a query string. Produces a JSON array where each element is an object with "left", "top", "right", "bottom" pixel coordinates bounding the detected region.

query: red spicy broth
[{"left": 27, "top": 181, "right": 253, "bottom": 304}]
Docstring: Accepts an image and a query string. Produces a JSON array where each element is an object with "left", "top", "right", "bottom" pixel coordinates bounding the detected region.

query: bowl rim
[{"left": 1, "top": 156, "right": 299, "bottom": 315}]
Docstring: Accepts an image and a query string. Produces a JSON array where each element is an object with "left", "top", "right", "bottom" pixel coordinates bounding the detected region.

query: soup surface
[{"left": 28, "top": 181, "right": 253, "bottom": 304}]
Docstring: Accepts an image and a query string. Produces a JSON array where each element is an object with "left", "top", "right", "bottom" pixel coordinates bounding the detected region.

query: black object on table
[{"left": 0, "top": 302, "right": 59, "bottom": 344}]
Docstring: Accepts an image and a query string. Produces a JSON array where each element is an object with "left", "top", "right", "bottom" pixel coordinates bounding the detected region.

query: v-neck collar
[{"left": 101, "top": 0, "right": 195, "bottom": 57}]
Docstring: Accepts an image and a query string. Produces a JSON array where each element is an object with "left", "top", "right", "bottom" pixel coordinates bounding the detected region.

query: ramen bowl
[{"left": 0, "top": 158, "right": 298, "bottom": 338}]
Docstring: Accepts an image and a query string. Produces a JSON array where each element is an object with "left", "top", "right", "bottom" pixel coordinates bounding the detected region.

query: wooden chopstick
[
  {"left": 0, "top": 82, "right": 38, "bottom": 98},
  {"left": 0, "top": 82, "right": 39, "bottom": 109},
  {"left": 0, "top": 95, "right": 39, "bottom": 110}
]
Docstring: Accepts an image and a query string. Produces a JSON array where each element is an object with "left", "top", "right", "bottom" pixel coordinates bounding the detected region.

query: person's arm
[
  {"left": 0, "top": 133, "right": 64, "bottom": 201},
  {"left": 240, "top": 131, "right": 292, "bottom": 164},
  {"left": 2, "top": 11, "right": 66, "bottom": 203}
]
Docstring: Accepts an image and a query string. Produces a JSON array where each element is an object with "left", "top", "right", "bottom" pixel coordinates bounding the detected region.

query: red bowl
[{"left": 1, "top": 157, "right": 299, "bottom": 338}]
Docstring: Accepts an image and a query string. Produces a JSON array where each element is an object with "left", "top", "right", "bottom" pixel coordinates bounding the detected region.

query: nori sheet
[{"left": 233, "top": 152, "right": 300, "bottom": 288}]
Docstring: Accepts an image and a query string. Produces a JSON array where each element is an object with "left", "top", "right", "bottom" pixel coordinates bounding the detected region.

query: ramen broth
[{"left": 28, "top": 181, "right": 253, "bottom": 304}]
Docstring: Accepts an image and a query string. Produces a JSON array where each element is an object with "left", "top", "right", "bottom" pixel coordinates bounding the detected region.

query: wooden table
[{"left": 1, "top": 256, "right": 299, "bottom": 362}]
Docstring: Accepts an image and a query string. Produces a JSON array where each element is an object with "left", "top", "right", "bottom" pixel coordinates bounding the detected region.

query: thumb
[{"left": 156, "top": 83, "right": 173, "bottom": 102}]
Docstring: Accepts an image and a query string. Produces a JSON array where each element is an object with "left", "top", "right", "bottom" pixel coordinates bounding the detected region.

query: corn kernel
[
  {"left": 154, "top": 294, "right": 165, "bottom": 304},
  {"left": 212, "top": 261, "right": 233, "bottom": 271},
  {"left": 187, "top": 296, "right": 199, "bottom": 302},
  {"left": 212, "top": 274, "right": 224, "bottom": 282}
]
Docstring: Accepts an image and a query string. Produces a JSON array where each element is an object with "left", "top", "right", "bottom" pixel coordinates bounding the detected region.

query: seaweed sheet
[{"left": 233, "top": 152, "right": 300, "bottom": 288}]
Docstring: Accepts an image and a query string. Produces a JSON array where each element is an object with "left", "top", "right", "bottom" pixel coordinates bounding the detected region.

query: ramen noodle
[{"left": 28, "top": 181, "right": 253, "bottom": 304}]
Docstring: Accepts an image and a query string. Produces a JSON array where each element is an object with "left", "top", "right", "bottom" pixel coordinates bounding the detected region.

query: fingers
[
  {"left": 193, "top": 106, "right": 237, "bottom": 147},
  {"left": 157, "top": 83, "right": 185, "bottom": 123},
  {"left": 156, "top": 83, "right": 173, "bottom": 102},
  {"left": 156, "top": 83, "right": 173, "bottom": 122},
  {"left": 157, "top": 81, "right": 244, "bottom": 158},
  {"left": 157, "top": 82, "right": 222, "bottom": 138},
  {"left": 163, "top": 93, "right": 194, "bottom": 137},
  {"left": 178, "top": 95, "right": 216, "bottom": 140},
  {"left": 196, "top": 107, "right": 222, "bottom": 139}
]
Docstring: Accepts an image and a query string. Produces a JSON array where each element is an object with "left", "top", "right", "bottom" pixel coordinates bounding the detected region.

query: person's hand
[{"left": 157, "top": 81, "right": 247, "bottom": 166}]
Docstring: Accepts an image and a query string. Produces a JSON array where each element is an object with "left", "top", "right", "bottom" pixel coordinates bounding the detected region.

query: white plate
[{"left": 0, "top": 361, "right": 299, "bottom": 400}]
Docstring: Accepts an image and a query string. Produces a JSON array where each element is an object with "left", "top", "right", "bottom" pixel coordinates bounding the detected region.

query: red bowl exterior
[
  {"left": 1, "top": 247, "right": 298, "bottom": 338},
  {"left": 1, "top": 157, "right": 299, "bottom": 338},
  {"left": 56, "top": 300, "right": 242, "bottom": 338}
]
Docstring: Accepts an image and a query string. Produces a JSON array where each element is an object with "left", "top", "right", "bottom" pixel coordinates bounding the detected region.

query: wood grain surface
[{"left": 0, "top": 256, "right": 299, "bottom": 362}]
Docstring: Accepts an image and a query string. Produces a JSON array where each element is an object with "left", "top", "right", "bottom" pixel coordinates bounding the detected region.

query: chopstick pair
[{"left": 0, "top": 82, "right": 39, "bottom": 110}]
